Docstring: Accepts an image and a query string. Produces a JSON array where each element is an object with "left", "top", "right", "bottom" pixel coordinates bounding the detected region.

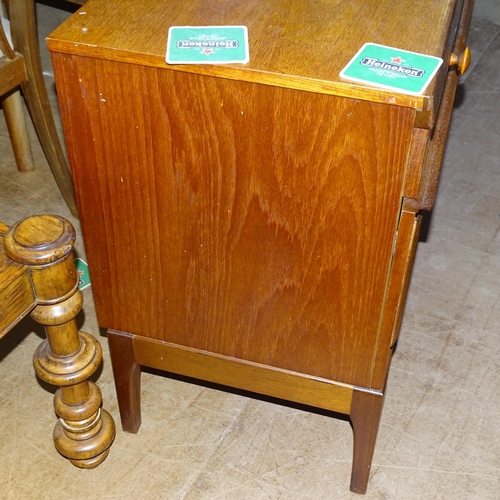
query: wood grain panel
[{"left": 53, "top": 54, "right": 415, "bottom": 388}]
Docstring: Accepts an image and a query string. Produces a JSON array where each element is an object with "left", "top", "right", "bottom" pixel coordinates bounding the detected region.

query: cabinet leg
[
  {"left": 108, "top": 329, "right": 142, "bottom": 433},
  {"left": 349, "top": 388, "right": 385, "bottom": 494}
]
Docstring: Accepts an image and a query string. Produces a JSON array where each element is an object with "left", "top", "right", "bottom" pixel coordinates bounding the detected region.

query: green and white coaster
[
  {"left": 166, "top": 26, "right": 249, "bottom": 64},
  {"left": 340, "top": 43, "right": 443, "bottom": 96},
  {"left": 75, "top": 258, "right": 91, "bottom": 290}
]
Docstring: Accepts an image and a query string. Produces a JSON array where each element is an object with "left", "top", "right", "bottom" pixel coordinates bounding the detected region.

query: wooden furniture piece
[
  {"left": 0, "top": 214, "right": 115, "bottom": 467},
  {"left": 47, "top": 0, "right": 472, "bottom": 492},
  {"left": 0, "top": 1, "right": 78, "bottom": 217},
  {"left": 1, "top": 3, "right": 33, "bottom": 173}
]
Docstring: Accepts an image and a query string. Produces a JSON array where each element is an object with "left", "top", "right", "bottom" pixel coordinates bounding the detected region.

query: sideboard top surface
[{"left": 47, "top": 0, "right": 465, "bottom": 116}]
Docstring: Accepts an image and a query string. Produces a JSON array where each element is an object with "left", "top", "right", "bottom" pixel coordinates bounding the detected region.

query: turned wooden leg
[
  {"left": 4, "top": 214, "right": 115, "bottom": 468},
  {"left": 9, "top": 0, "right": 78, "bottom": 218},
  {"left": 349, "top": 388, "right": 385, "bottom": 494},
  {"left": 108, "top": 329, "right": 142, "bottom": 433},
  {"left": 1, "top": 89, "right": 35, "bottom": 172}
]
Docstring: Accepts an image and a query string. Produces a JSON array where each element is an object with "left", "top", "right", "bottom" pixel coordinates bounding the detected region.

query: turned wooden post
[{"left": 4, "top": 215, "right": 115, "bottom": 468}]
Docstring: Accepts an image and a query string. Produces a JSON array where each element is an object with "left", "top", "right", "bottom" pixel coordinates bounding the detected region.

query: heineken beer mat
[
  {"left": 166, "top": 26, "right": 249, "bottom": 64},
  {"left": 75, "top": 258, "right": 91, "bottom": 290},
  {"left": 340, "top": 43, "right": 443, "bottom": 95}
]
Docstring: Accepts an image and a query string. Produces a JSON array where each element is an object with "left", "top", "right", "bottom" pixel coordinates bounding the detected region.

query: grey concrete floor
[{"left": 1, "top": 1, "right": 500, "bottom": 498}]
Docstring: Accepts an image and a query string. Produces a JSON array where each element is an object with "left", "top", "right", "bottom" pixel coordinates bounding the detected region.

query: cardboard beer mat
[
  {"left": 340, "top": 43, "right": 443, "bottom": 96},
  {"left": 75, "top": 258, "right": 91, "bottom": 290},
  {"left": 166, "top": 26, "right": 249, "bottom": 64}
]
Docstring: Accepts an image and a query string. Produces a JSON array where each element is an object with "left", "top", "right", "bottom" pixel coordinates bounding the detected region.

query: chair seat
[{"left": 0, "top": 222, "right": 36, "bottom": 338}]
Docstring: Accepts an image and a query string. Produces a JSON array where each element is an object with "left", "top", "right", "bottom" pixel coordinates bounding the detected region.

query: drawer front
[
  {"left": 371, "top": 210, "right": 422, "bottom": 389},
  {"left": 417, "top": 70, "right": 459, "bottom": 210},
  {"left": 406, "top": 0, "right": 473, "bottom": 210}
]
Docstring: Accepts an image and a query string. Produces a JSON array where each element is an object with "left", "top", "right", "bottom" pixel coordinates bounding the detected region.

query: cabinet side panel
[
  {"left": 51, "top": 54, "right": 116, "bottom": 327},
  {"left": 53, "top": 54, "right": 415, "bottom": 387}
]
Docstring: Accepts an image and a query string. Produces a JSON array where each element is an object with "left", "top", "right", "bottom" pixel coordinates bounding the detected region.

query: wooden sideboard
[{"left": 48, "top": 0, "right": 472, "bottom": 492}]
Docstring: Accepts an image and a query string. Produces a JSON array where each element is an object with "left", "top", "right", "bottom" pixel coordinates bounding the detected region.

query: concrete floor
[{"left": 1, "top": 1, "right": 500, "bottom": 498}]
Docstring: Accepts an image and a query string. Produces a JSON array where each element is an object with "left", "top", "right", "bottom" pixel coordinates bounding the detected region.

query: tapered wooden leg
[
  {"left": 9, "top": 0, "right": 78, "bottom": 218},
  {"left": 108, "top": 329, "right": 142, "bottom": 433},
  {"left": 4, "top": 215, "right": 115, "bottom": 467},
  {"left": 349, "top": 388, "right": 385, "bottom": 494},
  {"left": 1, "top": 89, "right": 34, "bottom": 172}
]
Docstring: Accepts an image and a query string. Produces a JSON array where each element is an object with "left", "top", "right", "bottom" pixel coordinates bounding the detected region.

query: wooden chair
[
  {"left": 0, "top": 214, "right": 115, "bottom": 467},
  {"left": 0, "top": 1, "right": 78, "bottom": 217}
]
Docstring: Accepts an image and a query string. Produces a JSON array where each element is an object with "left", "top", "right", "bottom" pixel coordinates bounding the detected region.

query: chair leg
[
  {"left": 9, "top": 0, "right": 78, "bottom": 218},
  {"left": 1, "top": 88, "right": 34, "bottom": 172}
]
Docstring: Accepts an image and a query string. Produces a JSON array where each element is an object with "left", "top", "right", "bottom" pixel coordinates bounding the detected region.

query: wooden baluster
[{"left": 4, "top": 214, "right": 115, "bottom": 468}]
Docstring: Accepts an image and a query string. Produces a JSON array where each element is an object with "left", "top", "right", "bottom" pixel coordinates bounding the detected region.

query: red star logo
[
  {"left": 202, "top": 49, "right": 214, "bottom": 56},
  {"left": 391, "top": 56, "right": 404, "bottom": 64}
]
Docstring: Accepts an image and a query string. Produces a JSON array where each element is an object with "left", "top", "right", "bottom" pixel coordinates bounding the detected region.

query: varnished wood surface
[
  {"left": 53, "top": 55, "right": 416, "bottom": 388},
  {"left": 3, "top": 0, "right": 78, "bottom": 217},
  {"left": 418, "top": 69, "right": 461, "bottom": 210},
  {"left": 350, "top": 387, "right": 385, "bottom": 494},
  {"left": 2, "top": 89, "right": 35, "bottom": 172},
  {"left": 0, "top": 0, "right": 33, "bottom": 178},
  {"left": 48, "top": 1, "right": 473, "bottom": 491},
  {"left": 0, "top": 271, "right": 35, "bottom": 339},
  {"left": 131, "top": 333, "right": 354, "bottom": 415},
  {"left": 403, "top": 128, "right": 431, "bottom": 200},
  {"left": 0, "top": 222, "right": 25, "bottom": 288},
  {"left": 0, "top": 55, "right": 27, "bottom": 96},
  {"left": 0, "top": 222, "right": 35, "bottom": 337},
  {"left": 47, "top": 0, "right": 467, "bottom": 116},
  {"left": 1, "top": 215, "right": 115, "bottom": 466},
  {"left": 371, "top": 210, "right": 422, "bottom": 388},
  {"left": 108, "top": 330, "right": 142, "bottom": 433}
]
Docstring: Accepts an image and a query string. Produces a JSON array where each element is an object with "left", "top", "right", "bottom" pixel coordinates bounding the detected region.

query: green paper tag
[
  {"left": 166, "top": 26, "right": 249, "bottom": 64},
  {"left": 340, "top": 43, "right": 443, "bottom": 95},
  {"left": 75, "top": 258, "right": 91, "bottom": 290}
]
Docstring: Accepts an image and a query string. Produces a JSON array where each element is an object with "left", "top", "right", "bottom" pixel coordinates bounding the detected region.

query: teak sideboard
[{"left": 48, "top": 0, "right": 473, "bottom": 493}]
